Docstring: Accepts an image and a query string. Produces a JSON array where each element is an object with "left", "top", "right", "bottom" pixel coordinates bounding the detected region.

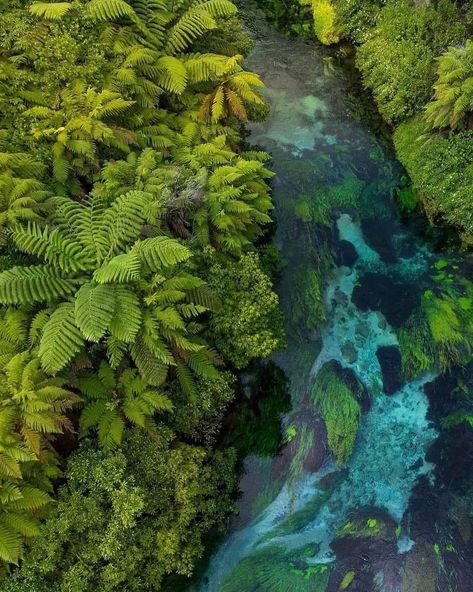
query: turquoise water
[{"left": 197, "top": 8, "right": 473, "bottom": 592}]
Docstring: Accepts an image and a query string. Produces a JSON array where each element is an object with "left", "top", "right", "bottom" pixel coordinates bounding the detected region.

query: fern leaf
[
  {"left": 75, "top": 282, "right": 116, "bottom": 342},
  {"left": 0, "top": 266, "right": 77, "bottom": 305},
  {"left": 109, "top": 286, "right": 142, "bottom": 342},
  {"left": 0, "top": 522, "right": 22, "bottom": 564},
  {"left": 29, "top": 2, "right": 73, "bottom": 20},
  {"left": 131, "top": 337, "right": 168, "bottom": 386},
  {"left": 39, "top": 303, "right": 85, "bottom": 374},
  {"left": 86, "top": 0, "right": 137, "bottom": 21},
  {"left": 136, "top": 236, "right": 191, "bottom": 271},
  {"left": 93, "top": 251, "right": 141, "bottom": 283}
]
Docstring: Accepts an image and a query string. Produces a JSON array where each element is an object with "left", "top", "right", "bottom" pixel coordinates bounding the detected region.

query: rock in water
[{"left": 376, "top": 345, "right": 403, "bottom": 394}]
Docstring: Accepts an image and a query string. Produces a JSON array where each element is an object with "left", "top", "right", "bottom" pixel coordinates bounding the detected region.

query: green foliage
[
  {"left": 77, "top": 362, "right": 173, "bottom": 449},
  {"left": 0, "top": 0, "right": 282, "bottom": 581},
  {"left": 426, "top": 40, "right": 473, "bottom": 131},
  {"left": 311, "top": 363, "right": 360, "bottom": 465},
  {"left": 222, "top": 544, "right": 330, "bottom": 592},
  {"left": 0, "top": 430, "right": 236, "bottom": 592},
  {"left": 0, "top": 200, "right": 219, "bottom": 395},
  {"left": 301, "top": 0, "right": 341, "bottom": 45},
  {"left": 224, "top": 363, "right": 291, "bottom": 458},
  {"left": 0, "top": 313, "right": 78, "bottom": 564},
  {"left": 394, "top": 115, "right": 473, "bottom": 242},
  {"left": 208, "top": 252, "right": 285, "bottom": 368},
  {"left": 170, "top": 371, "right": 236, "bottom": 444},
  {"left": 332, "top": 0, "right": 383, "bottom": 43},
  {"left": 356, "top": 0, "right": 466, "bottom": 124}
]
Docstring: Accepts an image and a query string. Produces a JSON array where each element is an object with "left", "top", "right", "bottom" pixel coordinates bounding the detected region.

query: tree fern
[
  {"left": 86, "top": 0, "right": 137, "bottom": 22},
  {"left": 77, "top": 362, "right": 172, "bottom": 448},
  {"left": 29, "top": 2, "right": 73, "bottom": 20}
]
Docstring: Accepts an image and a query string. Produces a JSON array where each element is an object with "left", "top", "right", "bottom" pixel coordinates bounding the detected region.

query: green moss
[
  {"left": 394, "top": 116, "right": 473, "bottom": 243},
  {"left": 311, "top": 364, "right": 360, "bottom": 465}
]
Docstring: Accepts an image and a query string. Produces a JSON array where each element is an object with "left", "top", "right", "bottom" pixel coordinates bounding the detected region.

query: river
[{"left": 195, "top": 5, "right": 473, "bottom": 591}]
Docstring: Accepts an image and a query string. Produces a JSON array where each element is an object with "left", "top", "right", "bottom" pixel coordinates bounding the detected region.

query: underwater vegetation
[
  {"left": 399, "top": 264, "right": 473, "bottom": 379},
  {"left": 311, "top": 363, "right": 361, "bottom": 466},
  {"left": 221, "top": 545, "right": 330, "bottom": 592}
]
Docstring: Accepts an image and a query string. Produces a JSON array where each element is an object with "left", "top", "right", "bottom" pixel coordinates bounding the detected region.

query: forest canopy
[{"left": 0, "top": 0, "right": 285, "bottom": 589}]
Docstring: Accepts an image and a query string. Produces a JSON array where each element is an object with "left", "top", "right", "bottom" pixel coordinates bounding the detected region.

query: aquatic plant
[
  {"left": 288, "top": 424, "right": 316, "bottom": 483},
  {"left": 263, "top": 492, "right": 330, "bottom": 539},
  {"left": 288, "top": 265, "right": 326, "bottom": 337},
  {"left": 311, "top": 364, "right": 360, "bottom": 465},
  {"left": 221, "top": 545, "right": 330, "bottom": 592},
  {"left": 339, "top": 570, "right": 355, "bottom": 590},
  {"left": 398, "top": 313, "right": 436, "bottom": 380},
  {"left": 337, "top": 517, "right": 382, "bottom": 538},
  {"left": 399, "top": 280, "right": 473, "bottom": 377}
]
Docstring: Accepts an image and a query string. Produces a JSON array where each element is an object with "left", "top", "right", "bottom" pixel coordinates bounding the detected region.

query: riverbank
[{"left": 194, "top": 3, "right": 473, "bottom": 591}]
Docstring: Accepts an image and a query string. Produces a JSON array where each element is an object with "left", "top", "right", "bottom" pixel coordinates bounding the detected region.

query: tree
[
  {"left": 77, "top": 361, "right": 173, "bottom": 449},
  {"left": 0, "top": 430, "right": 236, "bottom": 592},
  {"left": 0, "top": 192, "right": 219, "bottom": 394},
  {"left": 208, "top": 252, "right": 284, "bottom": 368}
]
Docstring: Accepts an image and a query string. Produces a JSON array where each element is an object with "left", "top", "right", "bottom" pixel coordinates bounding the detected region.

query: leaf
[
  {"left": 0, "top": 265, "right": 77, "bottom": 305},
  {"left": 131, "top": 337, "right": 168, "bottom": 386},
  {"left": 39, "top": 303, "right": 85, "bottom": 374},
  {"left": 29, "top": 2, "right": 73, "bottom": 20},
  {"left": 75, "top": 283, "right": 116, "bottom": 342},
  {"left": 93, "top": 251, "right": 141, "bottom": 283},
  {"left": 109, "top": 286, "right": 142, "bottom": 342},
  {"left": 0, "top": 522, "right": 21, "bottom": 564},
  {"left": 86, "top": 0, "right": 136, "bottom": 21},
  {"left": 136, "top": 236, "right": 191, "bottom": 271}
]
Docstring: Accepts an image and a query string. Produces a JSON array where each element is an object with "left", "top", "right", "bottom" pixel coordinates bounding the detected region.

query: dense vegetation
[
  {"left": 0, "top": 0, "right": 285, "bottom": 589},
  {"left": 299, "top": 0, "right": 473, "bottom": 243}
]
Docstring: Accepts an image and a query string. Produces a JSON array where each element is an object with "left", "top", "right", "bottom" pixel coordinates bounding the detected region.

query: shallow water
[{"left": 197, "top": 7, "right": 473, "bottom": 592}]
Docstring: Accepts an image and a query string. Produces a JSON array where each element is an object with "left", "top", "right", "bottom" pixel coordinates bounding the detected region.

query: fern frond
[
  {"left": 39, "top": 303, "right": 85, "bottom": 374},
  {"left": 29, "top": 2, "right": 73, "bottom": 20},
  {"left": 0, "top": 266, "right": 77, "bottom": 305}
]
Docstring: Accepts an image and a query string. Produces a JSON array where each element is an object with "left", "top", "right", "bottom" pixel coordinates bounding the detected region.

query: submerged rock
[
  {"left": 336, "top": 239, "right": 358, "bottom": 267},
  {"left": 361, "top": 216, "right": 398, "bottom": 263},
  {"left": 376, "top": 345, "right": 403, "bottom": 395},
  {"left": 341, "top": 341, "right": 358, "bottom": 364},
  {"left": 352, "top": 272, "right": 419, "bottom": 327}
]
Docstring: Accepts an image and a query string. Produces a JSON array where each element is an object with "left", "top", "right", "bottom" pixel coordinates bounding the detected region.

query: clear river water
[{"left": 193, "top": 6, "right": 473, "bottom": 592}]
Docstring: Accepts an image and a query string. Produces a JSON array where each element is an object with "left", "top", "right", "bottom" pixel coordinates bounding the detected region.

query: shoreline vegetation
[
  {"left": 257, "top": 0, "right": 473, "bottom": 246},
  {"left": 0, "top": 1, "right": 285, "bottom": 590}
]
